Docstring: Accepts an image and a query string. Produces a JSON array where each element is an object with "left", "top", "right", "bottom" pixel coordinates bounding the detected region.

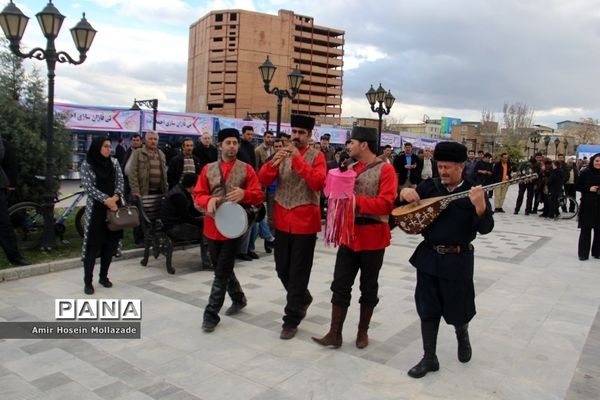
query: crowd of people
[{"left": 2, "top": 118, "right": 598, "bottom": 380}]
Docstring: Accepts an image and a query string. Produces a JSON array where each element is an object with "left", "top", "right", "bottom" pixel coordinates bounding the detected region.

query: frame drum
[{"left": 214, "top": 201, "right": 249, "bottom": 239}]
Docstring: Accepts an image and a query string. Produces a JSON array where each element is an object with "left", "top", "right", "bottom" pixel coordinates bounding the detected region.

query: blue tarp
[{"left": 577, "top": 144, "right": 600, "bottom": 160}]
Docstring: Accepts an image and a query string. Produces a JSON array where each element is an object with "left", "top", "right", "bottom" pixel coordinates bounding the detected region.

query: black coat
[
  {"left": 167, "top": 153, "right": 203, "bottom": 189},
  {"left": 237, "top": 139, "right": 256, "bottom": 169},
  {"left": 193, "top": 144, "right": 218, "bottom": 171},
  {"left": 115, "top": 144, "right": 126, "bottom": 170},
  {"left": 394, "top": 153, "right": 422, "bottom": 185},
  {"left": 473, "top": 160, "right": 494, "bottom": 186},
  {"left": 160, "top": 184, "right": 203, "bottom": 230},
  {"left": 0, "top": 139, "right": 17, "bottom": 189},
  {"left": 409, "top": 178, "right": 494, "bottom": 280},
  {"left": 492, "top": 160, "right": 512, "bottom": 183},
  {"left": 576, "top": 166, "right": 600, "bottom": 229}
]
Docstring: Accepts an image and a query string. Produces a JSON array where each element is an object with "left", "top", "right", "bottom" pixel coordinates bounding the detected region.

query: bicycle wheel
[
  {"left": 75, "top": 207, "right": 86, "bottom": 238},
  {"left": 8, "top": 202, "right": 45, "bottom": 251},
  {"left": 558, "top": 196, "right": 578, "bottom": 220}
]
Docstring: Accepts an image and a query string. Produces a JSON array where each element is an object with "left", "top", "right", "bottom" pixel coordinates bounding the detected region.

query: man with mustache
[
  {"left": 400, "top": 141, "right": 494, "bottom": 378},
  {"left": 258, "top": 114, "right": 326, "bottom": 340}
]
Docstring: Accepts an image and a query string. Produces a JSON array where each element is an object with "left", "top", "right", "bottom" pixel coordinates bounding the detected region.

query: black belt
[
  {"left": 355, "top": 217, "right": 384, "bottom": 225},
  {"left": 426, "top": 241, "right": 473, "bottom": 254}
]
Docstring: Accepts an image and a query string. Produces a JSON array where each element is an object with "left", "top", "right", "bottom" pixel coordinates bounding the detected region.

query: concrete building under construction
[{"left": 186, "top": 9, "right": 344, "bottom": 125}]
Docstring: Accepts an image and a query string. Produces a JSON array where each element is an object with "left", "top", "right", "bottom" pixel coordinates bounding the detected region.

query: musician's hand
[
  {"left": 285, "top": 143, "right": 300, "bottom": 158},
  {"left": 207, "top": 197, "right": 221, "bottom": 214},
  {"left": 400, "top": 188, "right": 420, "bottom": 203},
  {"left": 591, "top": 186, "right": 599, "bottom": 193},
  {"left": 469, "top": 185, "right": 487, "bottom": 216},
  {"left": 272, "top": 149, "right": 288, "bottom": 164},
  {"left": 226, "top": 187, "right": 245, "bottom": 203}
]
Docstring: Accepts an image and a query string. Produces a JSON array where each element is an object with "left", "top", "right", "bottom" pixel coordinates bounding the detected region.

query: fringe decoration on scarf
[{"left": 324, "top": 194, "right": 355, "bottom": 247}]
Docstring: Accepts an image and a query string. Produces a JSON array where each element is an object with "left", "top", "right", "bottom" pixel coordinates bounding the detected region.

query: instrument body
[
  {"left": 214, "top": 201, "right": 248, "bottom": 239},
  {"left": 392, "top": 173, "right": 538, "bottom": 234}
]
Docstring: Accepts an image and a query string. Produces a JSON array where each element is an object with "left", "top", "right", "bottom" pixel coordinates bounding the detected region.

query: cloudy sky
[{"left": 7, "top": 0, "right": 600, "bottom": 128}]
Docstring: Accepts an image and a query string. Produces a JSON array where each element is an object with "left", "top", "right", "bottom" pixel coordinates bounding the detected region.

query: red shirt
[
  {"left": 258, "top": 147, "right": 326, "bottom": 234},
  {"left": 342, "top": 161, "right": 397, "bottom": 251},
  {"left": 193, "top": 160, "right": 265, "bottom": 241}
]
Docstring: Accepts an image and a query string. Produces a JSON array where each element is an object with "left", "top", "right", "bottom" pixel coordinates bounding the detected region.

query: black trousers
[
  {"left": 564, "top": 184, "right": 576, "bottom": 212},
  {"left": 83, "top": 239, "right": 119, "bottom": 285},
  {"left": 204, "top": 237, "right": 245, "bottom": 324},
  {"left": 578, "top": 226, "right": 600, "bottom": 259},
  {"left": 274, "top": 230, "right": 317, "bottom": 328},
  {"left": 331, "top": 245, "right": 385, "bottom": 308},
  {"left": 0, "top": 189, "right": 21, "bottom": 261},
  {"left": 415, "top": 270, "right": 476, "bottom": 326},
  {"left": 514, "top": 183, "right": 534, "bottom": 213}
]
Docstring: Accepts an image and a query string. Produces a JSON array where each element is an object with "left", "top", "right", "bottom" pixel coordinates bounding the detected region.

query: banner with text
[
  {"left": 142, "top": 111, "right": 214, "bottom": 136},
  {"left": 55, "top": 103, "right": 140, "bottom": 132}
]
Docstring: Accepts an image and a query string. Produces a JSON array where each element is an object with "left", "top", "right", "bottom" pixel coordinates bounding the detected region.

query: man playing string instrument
[{"left": 399, "top": 141, "right": 494, "bottom": 378}]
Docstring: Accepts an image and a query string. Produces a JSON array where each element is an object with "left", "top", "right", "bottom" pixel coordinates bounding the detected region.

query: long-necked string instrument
[{"left": 391, "top": 172, "right": 538, "bottom": 234}]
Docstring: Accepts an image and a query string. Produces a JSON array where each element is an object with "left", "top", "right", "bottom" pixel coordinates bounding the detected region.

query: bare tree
[
  {"left": 563, "top": 118, "right": 600, "bottom": 145},
  {"left": 502, "top": 102, "right": 535, "bottom": 144},
  {"left": 480, "top": 109, "right": 498, "bottom": 134},
  {"left": 383, "top": 116, "right": 405, "bottom": 132}
]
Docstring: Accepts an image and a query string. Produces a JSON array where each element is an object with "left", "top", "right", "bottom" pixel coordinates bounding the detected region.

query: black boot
[
  {"left": 225, "top": 274, "right": 247, "bottom": 316},
  {"left": 408, "top": 319, "right": 440, "bottom": 378},
  {"left": 200, "top": 237, "right": 213, "bottom": 270},
  {"left": 203, "top": 277, "right": 228, "bottom": 332},
  {"left": 455, "top": 323, "right": 472, "bottom": 363}
]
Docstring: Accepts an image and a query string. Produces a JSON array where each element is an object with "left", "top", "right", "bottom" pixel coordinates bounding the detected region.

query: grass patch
[{"left": 0, "top": 206, "right": 136, "bottom": 270}]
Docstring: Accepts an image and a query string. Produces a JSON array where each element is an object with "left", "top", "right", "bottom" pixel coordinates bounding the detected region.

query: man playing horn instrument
[
  {"left": 193, "top": 128, "right": 264, "bottom": 333},
  {"left": 258, "top": 114, "right": 327, "bottom": 340},
  {"left": 399, "top": 141, "right": 494, "bottom": 378}
]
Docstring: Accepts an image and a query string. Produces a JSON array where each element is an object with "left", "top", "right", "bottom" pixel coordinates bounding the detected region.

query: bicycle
[
  {"left": 9, "top": 189, "right": 86, "bottom": 251},
  {"left": 557, "top": 194, "right": 578, "bottom": 220}
]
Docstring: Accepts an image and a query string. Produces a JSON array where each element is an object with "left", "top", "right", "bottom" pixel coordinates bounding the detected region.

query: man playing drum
[
  {"left": 312, "top": 126, "right": 397, "bottom": 349},
  {"left": 399, "top": 141, "right": 494, "bottom": 378},
  {"left": 194, "top": 128, "right": 264, "bottom": 333},
  {"left": 258, "top": 114, "right": 327, "bottom": 340}
]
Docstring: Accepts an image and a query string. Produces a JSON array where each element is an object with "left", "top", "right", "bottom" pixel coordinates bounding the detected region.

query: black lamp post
[
  {"left": 0, "top": 0, "right": 96, "bottom": 250},
  {"left": 529, "top": 131, "right": 541, "bottom": 154},
  {"left": 366, "top": 83, "right": 395, "bottom": 151},
  {"left": 553, "top": 137, "right": 560, "bottom": 159},
  {"left": 543, "top": 135, "right": 551, "bottom": 156},
  {"left": 258, "top": 56, "right": 303, "bottom": 137},
  {"left": 130, "top": 98, "right": 158, "bottom": 131},
  {"left": 245, "top": 111, "right": 270, "bottom": 130}
]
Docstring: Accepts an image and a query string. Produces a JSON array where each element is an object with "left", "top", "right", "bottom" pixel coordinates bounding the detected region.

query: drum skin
[{"left": 214, "top": 201, "right": 249, "bottom": 239}]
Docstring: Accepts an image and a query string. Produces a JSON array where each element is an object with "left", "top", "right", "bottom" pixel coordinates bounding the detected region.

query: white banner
[{"left": 55, "top": 103, "right": 140, "bottom": 132}]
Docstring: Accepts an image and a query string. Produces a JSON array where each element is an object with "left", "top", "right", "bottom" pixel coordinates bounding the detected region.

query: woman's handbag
[{"left": 106, "top": 199, "right": 140, "bottom": 231}]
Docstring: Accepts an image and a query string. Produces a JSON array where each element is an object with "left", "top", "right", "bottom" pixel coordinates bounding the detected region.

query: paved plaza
[{"left": 0, "top": 187, "right": 599, "bottom": 400}]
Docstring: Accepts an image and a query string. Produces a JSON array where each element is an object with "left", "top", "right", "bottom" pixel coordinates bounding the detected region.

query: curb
[{"left": 0, "top": 248, "right": 148, "bottom": 282}]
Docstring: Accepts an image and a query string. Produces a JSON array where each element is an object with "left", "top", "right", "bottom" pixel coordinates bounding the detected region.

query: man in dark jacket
[
  {"left": 115, "top": 137, "right": 126, "bottom": 170},
  {"left": 492, "top": 152, "right": 512, "bottom": 212},
  {"left": 237, "top": 125, "right": 257, "bottom": 168},
  {"left": 0, "top": 138, "right": 29, "bottom": 266},
  {"left": 193, "top": 132, "right": 218, "bottom": 171},
  {"left": 167, "top": 138, "right": 202, "bottom": 190},
  {"left": 161, "top": 173, "right": 211, "bottom": 269},
  {"left": 394, "top": 142, "right": 422, "bottom": 189},
  {"left": 400, "top": 141, "right": 494, "bottom": 379}
]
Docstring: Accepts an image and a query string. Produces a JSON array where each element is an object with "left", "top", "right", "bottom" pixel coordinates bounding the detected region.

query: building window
[
  {"left": 230, "top": 13, "right": 237, "bottom": 21},
  {"left": 215, "top": 26, "right": 222, "bottom": 30},
  {"left": 213, "top": 37, "right": 223, "bottom": 42},
  {"left": 215, "top": 14, "right": 223, "bottom": 22}
]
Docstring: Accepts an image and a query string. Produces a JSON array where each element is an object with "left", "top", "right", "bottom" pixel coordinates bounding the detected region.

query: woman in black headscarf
[
  {"left": 80, "top": 136, "right": 124, "bottom": 294},
  {"left": 576, "top": 153, "right": 600, "bottom": 260}
]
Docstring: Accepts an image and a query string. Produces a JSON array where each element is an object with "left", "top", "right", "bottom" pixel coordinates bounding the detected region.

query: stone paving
[{"left": 1, "top": 186, "right": 599, "bottom": 400}]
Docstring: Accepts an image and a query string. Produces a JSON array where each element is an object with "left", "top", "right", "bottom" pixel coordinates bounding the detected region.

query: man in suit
[{"left": 394, "top": 142, "right": 422, "bottom": 190}]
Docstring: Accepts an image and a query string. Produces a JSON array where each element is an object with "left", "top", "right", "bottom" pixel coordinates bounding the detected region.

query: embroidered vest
[
  {"left": 275, "top": 147, "right": 320, "bottom": 209},
  {"left": 206, "top": 160, "right": 247, "bottom": 197},
  {"left": 354, "top": 161, "right": 388, "bottom": 223}
]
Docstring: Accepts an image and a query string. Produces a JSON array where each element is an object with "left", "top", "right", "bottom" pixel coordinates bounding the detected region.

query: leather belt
[
  {"left": 354, "top": 217, "right": 384, "bottom": 225},
  {"left": 427, "top": 242, "right": 473, "bottom": 254}
]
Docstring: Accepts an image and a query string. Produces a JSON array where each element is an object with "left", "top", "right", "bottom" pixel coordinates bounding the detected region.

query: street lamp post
[
  {"left": 258, "top": 56, "right": 303, "bottom": 137},
  {"left": 0, "top": 0, "right": 96, "bottom": 250},
  {"left": 543, "top": 135, "right": 551, "bottom": 156},
  {"left": 130, "top": 98, "right": 158, "bottom": 131},
  {"left": 563, "top": 137, "right": 569, "bottom": 154},
  {"left": 553, "top": 137, "right": 560, "bottom": 159},
  {"left": 529, "top": 131, "right": 541, "bottom": 154},
  {"left": 245, "top": 111, "right": 271, "bottom": 130},
  {"left": 366, "top": 83, "right": 395, "bottom": 152}
]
